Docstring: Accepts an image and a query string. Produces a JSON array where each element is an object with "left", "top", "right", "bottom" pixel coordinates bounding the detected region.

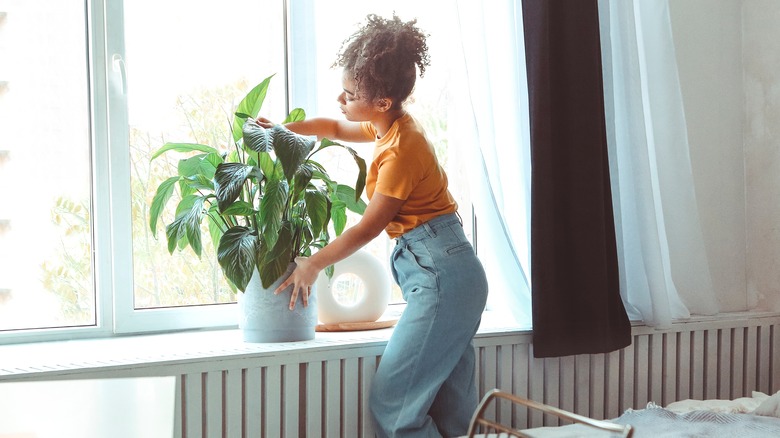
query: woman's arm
[
  {"left": 275, "top": 192, "right": 405, "bottom": 309},
  {"left": 257, "top": 117, "right": 372, "bottom": 143}
]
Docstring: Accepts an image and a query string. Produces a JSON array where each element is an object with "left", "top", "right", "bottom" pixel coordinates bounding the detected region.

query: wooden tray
[{"left": 315, "top": 319, "right": 399, "bottom": 332}]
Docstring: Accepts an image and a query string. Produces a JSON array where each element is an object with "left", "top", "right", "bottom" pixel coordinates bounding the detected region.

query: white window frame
[{"left": 0, "top": 0, "right": 493, "bottom": 345}]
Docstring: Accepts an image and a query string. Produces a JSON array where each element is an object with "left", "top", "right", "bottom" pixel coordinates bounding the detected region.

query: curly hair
[{"left": 334, "top": 14, "right": 431, "bottom": 109}]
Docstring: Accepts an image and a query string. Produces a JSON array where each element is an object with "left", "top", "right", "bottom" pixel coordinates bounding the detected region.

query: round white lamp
[{"left": 316, "top": 249, "right": 391, "bottom": 324}]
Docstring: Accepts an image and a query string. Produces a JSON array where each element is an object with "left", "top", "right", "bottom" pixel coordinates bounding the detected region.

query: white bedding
[{"left": 516, "top": 391, "right": 780, "bottom": 438}]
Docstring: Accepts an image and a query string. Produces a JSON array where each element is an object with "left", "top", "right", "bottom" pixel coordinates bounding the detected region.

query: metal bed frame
[{"left": 467, "top": 389, "right": 634, "bottom": 437}]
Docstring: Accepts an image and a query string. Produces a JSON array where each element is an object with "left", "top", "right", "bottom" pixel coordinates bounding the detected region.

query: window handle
[{"left": 111, "top": 53, "right": 127, "bottom": 96}]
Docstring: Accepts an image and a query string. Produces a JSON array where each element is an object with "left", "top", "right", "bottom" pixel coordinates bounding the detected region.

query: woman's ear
[{"left": 376, "top": 98, "right": 393, "bottom": 112}]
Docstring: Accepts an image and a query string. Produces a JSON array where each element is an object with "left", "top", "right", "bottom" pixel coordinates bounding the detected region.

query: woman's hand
[
  {"left": 256, "top": 116, "right": 275, "bottom": 129},
  {"left": 275, "top": 256, "right": 321, "bottom": 310}
]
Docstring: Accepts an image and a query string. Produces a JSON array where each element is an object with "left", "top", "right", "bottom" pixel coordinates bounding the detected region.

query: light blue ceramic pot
[{"left": 240, "top": 263, "right": 318, "bottom": 342}]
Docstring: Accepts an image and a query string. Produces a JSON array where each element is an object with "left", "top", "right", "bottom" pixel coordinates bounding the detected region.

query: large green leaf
[
  {"left": 207, "top": 204, "right": 224, "bottom": 251},
  {"left": 232, "top": 75, "right": 273, "bottom": 142},
  {"left": 214, "top": 162, "right": 261, "bottom": 212},
  {"left": 217, "top": 226, "right": 258, "bottom": 291},
  {"left": 178, "top": 152, "right": 221, "bottom": 180},
  {"left": 273, "top": 127, "right": 316, "bottom": 182},
  {"left": 330, "top": 199, "right": 347, "bottom": 236},
  {"left": 259, "top": 178, "right": 289, "bottom": 250},
  {"left": 165, "top": 194, "right": 207, "bottom": 257},
  {"left": 291, "top": 163, "right": 314, "bottom": 202},
  {"left": 178, "top": 154, "right": 204, "bottom": 177},
  {"left": 220, "top": 200, "right": 257, "bottom": 216},
  {"left": 334, "top": 184, "right": 367, "bottom": 214},
  {"left": 149, "top": 176, "right": 179, "bottom": 237},
  {"left": 204, "top": 152, "right": 223, "bottom": 173},
  {"left": 312, "top": 138, "right": 367, "bottom": 201},
  {"left": 283, "top": 108, "right": 306, "bottom": 123},
  {"left": 259, "top": 221, "right": 294, "bottom": 288},
  {"left": 305, "top": 187, "right": 329, "bottom": 237},
  {"left": 151, "top": 142, "right": 218, "bottom": 161},
  {"left": 257, "top": 151, "right": 276, "bottom": 178},
  {"left": 181, "top": 174, "right": 214, "bottom": 192},
  {"left": 242, "top": 118, "right": 273, "bottom": 153}
]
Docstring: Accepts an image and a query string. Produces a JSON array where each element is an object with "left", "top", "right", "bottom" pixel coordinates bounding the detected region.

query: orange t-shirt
[{"left": 361, "top": 113, "right": 457, "bottom": 238}]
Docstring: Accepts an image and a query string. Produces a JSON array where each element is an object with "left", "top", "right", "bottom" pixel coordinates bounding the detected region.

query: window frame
[{"left": 0, "top": 0, "right": 490, "bottom": 345}]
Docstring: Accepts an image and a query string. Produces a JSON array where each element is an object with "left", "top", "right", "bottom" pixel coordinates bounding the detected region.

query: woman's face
[{"left": 337, "top": 71, "right": 379, "bottom": 122}]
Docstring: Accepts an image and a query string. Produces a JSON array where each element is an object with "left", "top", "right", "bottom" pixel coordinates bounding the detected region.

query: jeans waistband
[{"left": 396, "top": 213, "right": 462, "bottom": 244}]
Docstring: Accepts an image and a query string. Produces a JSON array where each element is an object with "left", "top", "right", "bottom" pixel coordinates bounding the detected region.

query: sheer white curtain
[
  {"left": 447, "top": 1, "right": 532, "bottom": 326},
  {"left": 598, "top": 0, "right": 718, "bottom": 328}
]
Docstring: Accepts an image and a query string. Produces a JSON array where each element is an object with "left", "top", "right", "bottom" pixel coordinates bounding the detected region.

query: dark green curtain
[{"left": 522, "top": 0, "right": 631, "bottom": 357}]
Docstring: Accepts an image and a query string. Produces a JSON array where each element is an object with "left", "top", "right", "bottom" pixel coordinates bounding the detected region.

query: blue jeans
[{"left": 370, "top": 213, "right": 489, "bottom": 437}]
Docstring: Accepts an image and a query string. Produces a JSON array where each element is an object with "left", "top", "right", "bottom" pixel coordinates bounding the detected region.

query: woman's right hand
[{"left": 256, "top": 116, "right": 275, "bottom": 129}]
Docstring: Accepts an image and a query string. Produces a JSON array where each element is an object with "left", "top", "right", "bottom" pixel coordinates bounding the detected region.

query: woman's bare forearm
[
  {"left": 286, "top": 118, "right": 371, "bottom": 143},
  {"left": 285, "top": 118, "right": 339, "bottom": 140}
]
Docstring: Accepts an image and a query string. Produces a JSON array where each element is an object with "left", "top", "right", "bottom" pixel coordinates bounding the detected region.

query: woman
[{"left": 260, "top": 14, "right": 488, "bottom": 437}]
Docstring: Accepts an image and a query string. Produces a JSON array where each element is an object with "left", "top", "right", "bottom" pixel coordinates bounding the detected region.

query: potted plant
[{"left": 148, "top": 74, "right": 367, "bottom": 342}]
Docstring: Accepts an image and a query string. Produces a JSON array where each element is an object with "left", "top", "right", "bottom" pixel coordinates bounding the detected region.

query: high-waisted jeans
[{"left": 370, "top": 213, "right": 489, "bottom": 437}]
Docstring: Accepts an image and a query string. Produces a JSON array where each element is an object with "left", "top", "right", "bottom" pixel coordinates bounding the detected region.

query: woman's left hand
[{"left": 275, "top": 256, "right": 320, "bottom": 310}]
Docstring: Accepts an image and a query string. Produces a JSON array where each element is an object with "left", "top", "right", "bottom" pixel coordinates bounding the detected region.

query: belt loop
[{"left": 423, "top": 221, "right": 435, "bottom": 238}]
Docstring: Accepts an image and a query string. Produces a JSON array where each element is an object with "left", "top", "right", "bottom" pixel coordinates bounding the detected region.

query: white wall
[
  {"left": 669, "top": 0, "right": 780, "bottom": 312},
  {"left": 743, "top": 1, "right": 780, "bottom": 312}
]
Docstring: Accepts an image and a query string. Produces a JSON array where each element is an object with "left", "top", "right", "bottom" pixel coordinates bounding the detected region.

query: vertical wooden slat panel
[
  {"left": 512, "top": 344, "right": 530, "bottom": 429},
  {"left": 361, "top": 357, "right": 377, "bottom": 438},
  {"left": 704, "top": 330, "right": 718, "bottom": 399},
  {"left": 265, "top": 366, "right": 282, "bottom": 438},
  {"left": 772, "top": 325, "right": 780, "bottom": 393},
  {"left": 161, "top": 317, "right": 780, "bottom": 438},
  {"left": 343, "top": 358, "right": 360, "bottom": 438},
  {"left": 482, "top": 346, "right": 498, "bottom": 423},
  {"left": 475, "top": 347, "right": 484, "bottom": 399},
  {"left": 175, "top": 376, "right": 183, "bottom": 438},
  {"left": 559, "top": 355, "right": 575, "bottom": 415},
  {"left": 184, "top": 373, "right": 203, "bottom": 438},
  {"left": 306, "top": 361, "right": 323, "bottom": 438},
  {"left": 663, "top": 333, "right": 677, "bottom": 406},
  {"left": 205, "top": 371, "right": 223, "bottom": 438},
  {"left": 677, "top": 332, "right": 691, "bottom": 401},
  {"left": 244, "top": 368, "right": 262, "bottom": 438},
  {"left": 690, "top": 330, "right": 705, "bottom": 400},
  {"left": 745, "top": 326, "right": 759, "bottom": 395},
  {"left": 649, "top": 333, "right": 663, "bottom": 405},
  {"left": 544, "top": 357, "right": 560, "bottom": 426},
  {"left": 528, "top": 346, "right": 545, "bottom": 428},
  {"left": 620, "top": 341, "right": 635, "bottom": 412},
  {"left": 719, "top": 328, "right": 732, "bottom": 399},
  {"left": 590, "top": 354, "right": 605, "bottom": 420},
  {"left": 758, "top": 326, "right": 772, "bottom": 394},
  {"left": 225, "top": 369, "right": 243, "bottom": 438},
  {"left": 633, "top": 335, "right": 649, "bottom": 407},
  {"left": 283, "top": 364, "right": 299, "bottom": 438},
  {"left": 498, "top": 345, "right": 513, "bottom": 427},
  {"left": 574, "top": 355, "right": 589, "bottom": 417},
  {"left": 605, "top": 350, "right": 621, "bottom": 419},
  {"left": 732, "top": 327, "right": 745, "bottom": 398},
  {"left": 325, "top": 359, "right": 341, "bottom": 438},
  {"left": 498, "top": 345, "right": 513, "bottom": 392},
  {"left": 484, "top": 346, "right": 498, "bottom": 391}
]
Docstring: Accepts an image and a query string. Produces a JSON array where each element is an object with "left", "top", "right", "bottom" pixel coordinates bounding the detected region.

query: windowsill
[
  {"left": 4, "top": 310, "right": 778, "bottom": 382},
  {"left": 0, "top": 309, "right": 527, "bottom": 380}
]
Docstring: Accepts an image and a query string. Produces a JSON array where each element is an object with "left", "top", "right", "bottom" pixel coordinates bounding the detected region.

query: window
[
  {"left": 0, "top": 0, "right": 477, "bottom": 343},
  {"left": 0, "top": 1, "right": 94, "bottom": 332}
]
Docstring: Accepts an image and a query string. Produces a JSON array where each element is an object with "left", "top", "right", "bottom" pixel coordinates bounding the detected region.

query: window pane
[
  {"left": 0, "top": 1, "right": 95, "bottom": 330},
  {"left": 126, "top": 0, "right": 286, "bottom": 309}
]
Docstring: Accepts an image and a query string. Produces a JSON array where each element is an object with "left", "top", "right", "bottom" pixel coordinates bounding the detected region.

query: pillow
[{"left": 753, "top": 390, "right": 780, "bottom": 418}]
